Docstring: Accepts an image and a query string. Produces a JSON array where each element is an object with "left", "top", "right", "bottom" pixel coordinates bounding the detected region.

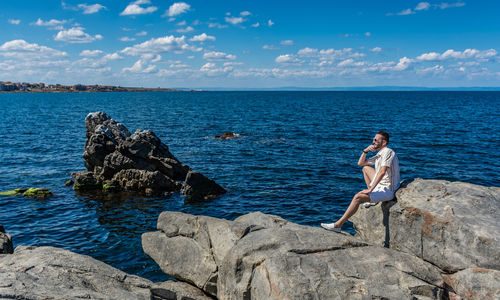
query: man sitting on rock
[{"left": 321, "top": 130, "right": 400, "bottom": 232}]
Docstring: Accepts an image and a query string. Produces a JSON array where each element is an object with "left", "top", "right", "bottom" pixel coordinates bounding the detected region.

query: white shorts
[{"left": 369, "top": 186, "right": 395, "bottom": 203}]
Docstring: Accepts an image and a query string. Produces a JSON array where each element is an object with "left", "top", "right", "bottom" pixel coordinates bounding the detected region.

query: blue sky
[{"left": 1, "top": 0, "right": 499, "bottom": 88}]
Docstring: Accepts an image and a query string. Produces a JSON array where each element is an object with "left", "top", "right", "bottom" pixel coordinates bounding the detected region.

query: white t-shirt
[{"left": 367, "top": 147, "right": 400, "bottom": 192}]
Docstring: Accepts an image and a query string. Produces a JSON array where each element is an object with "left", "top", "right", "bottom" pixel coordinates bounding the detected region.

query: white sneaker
[
  {"left": 362, "top": 202, "right": 377, "bottom": 208},
  {"left": 321, "top": 223, "right": 341, "bottom": 232}
]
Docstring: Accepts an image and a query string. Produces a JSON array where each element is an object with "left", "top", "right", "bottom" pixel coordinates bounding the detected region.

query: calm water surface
[{"left": 0, "top": 91, "right": 498, "bottom": 281}]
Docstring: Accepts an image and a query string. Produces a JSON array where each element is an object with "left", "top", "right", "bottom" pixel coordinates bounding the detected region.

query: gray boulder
[
  {"left": 0, "top": 246, "right": 152, "bottom": 299},
  {"left": 0, "top": 225, "right": 13, "bottom": 254},
  {"left": 351, "top": 178, "right": 500, "bottom": 273},
  {"left": 76, "top": 112, "right": 223, "bottom": 197},
  {"left": 143, "top": 211, "right": 447, "bottom": 299},
  {"left": 0, "top": 245, "right": 212, "bottom": 300}
]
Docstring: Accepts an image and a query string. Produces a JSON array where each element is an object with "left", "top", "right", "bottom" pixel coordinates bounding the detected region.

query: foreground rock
[
  {"left": 0, "top": 225, "right": 13, "bottom": 254},
  {"left": 352, "top": 179, "right": 500, "bottom": 273},
  {"left": 0, "top": 245, "right": 212, "bottom": 300},
  {"left": 143, "top": 211, "right": 446, "bottom": 299},
  {"left": 73, "top": 111, "right": 226, "bottom": 199}
]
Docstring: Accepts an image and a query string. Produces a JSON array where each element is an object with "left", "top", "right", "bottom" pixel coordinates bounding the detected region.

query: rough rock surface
[
  {"left": 0, "top": 245, "right": 212, "bottom": 300},
  {"left": 443, "top": 267, "right": 500, "bottom": 300},
  {"left": 351, "top": 178, "right": 500, "bottom": 273},
  {"left": 0, "top": 225, "right": 13, "bottom": 254},
  {"left": 74, "top": 111, "right": 225, "bottom": 198},
  {"left": 0, "top": 246, "right": 152, "bottom": 299},
  {"left": 181, "top": 171, "right": 227, "bottom": 200},
  {"left": 143, "top": 211, "right": 446, "bottom": 299}
]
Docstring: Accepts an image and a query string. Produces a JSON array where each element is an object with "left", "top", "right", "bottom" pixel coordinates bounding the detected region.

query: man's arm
[
  {"left": 361, "top": 166, "right": 388, "bottom": 194},
  {"left": 358, "top": 145, "right": 376, "bottom": 166}
]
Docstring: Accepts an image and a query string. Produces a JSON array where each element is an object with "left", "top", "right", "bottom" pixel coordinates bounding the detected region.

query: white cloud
[
  {"left": 32, "top": 18, "right": 67, "bottom": 27},
  {"left": 263, "top": 45, "right": 279, "bottom": 50},
  {"left": 394, "top": 57, "right": 413, "bottom": 70},
  {"left": 166, "top": 2, "right": 190, "bottom": 17},
  {"left": 177, "top": 26, "right": 194, "bottom": 33},
  {"left": 203, "top": 51, "right": 236, "bottom": 61},
  {"left": 251, "top": 22, "right": 260, "bottom": 28},
  {"left": 136, "top": 31, "right": 147, "bottom": 36},
  {"left": 280, "top": 40, "right": 294, "bottom": 46},
  {"left": 297, "top": 47, "right": 365, "bottom": 61},
  {"left": 225, "top": 16, "right": 244, "bottom": 25},
  {"left": 417, "top": 49, "right": 498, "bottom": 61},
  {"left": 120, "top": 37, "right": 136, "bottom": 42},
  {"left": 201, "top": 62, "right": 215, "bottom": 70},
  {"left": 103, "top": 53, "right": 123, "bottom": 61},
  {"left": 391, "top": 1, "right": 464, "bottom": 16},
  {"left": 177, "top": 21, "right": 186, "bottom": 26},
  {"left": 416, "top": 64, "right": 444, "bottom": 75},
  {"left": 0, "top": 40, "right": 67, "bottom": 59},
  {"left": 208, "top": 22, "right": 228, "bottom": 29},
  {"left": 268, "top": 19, "right": 274, "bottom": 26},
  {"left": 123, "top": 59, "right": 157, "bottom": 73},
  {"left": 397, "top": 9, "right": 414, "bottom": 15},
  {"left": 415, "top": 2, "right": 431, "bottom": 11},
  {"left": 275, "top": 54, "right": 301, "bottom": 64},
  {"left": 365, "top": 32, "right": 371, "bottom": 37},
  {"left": 8, "top": 19, "right": 21, "bottom": 25},
  {"left": 78, "top": 3, "right": 106, "bottom": 14},
  {"left": 240, "top": 11, "right": 251, "bottom": 16},
  {"left": 371, "top": 47, "right": 382, "bottom": 53},
  {"left": 55, "top": 27, "right": 103, "bottom": 43},
  {"left": 120, "top": 0, "right": 157, "bottom": 16},
  {"left": 80, "top": 49, "right": 103, "bottom": 56},
  {"left": 121, "top": 35, "right": 201, "bottom": 56},
  {"left": 190, "top": 33, "right": 216, "bottom": 42},
  {"left": 438, "top": 2, "right": 465, "bottom": 9}
]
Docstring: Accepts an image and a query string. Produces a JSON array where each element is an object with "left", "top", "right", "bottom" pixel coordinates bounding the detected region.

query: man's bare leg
[
  {"left": 334, "top": 192, "right": 371, "bottom": 228},
  {"left": 363, "top": 166, "right": 375, "bottom": 188}
]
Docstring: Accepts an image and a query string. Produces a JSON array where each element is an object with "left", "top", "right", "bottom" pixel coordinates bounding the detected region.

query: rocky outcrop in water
[
  {"left": 143, "top": 179, "right": 500, "bottom": 299},
  {"left": 0, "top": 225, "right": 13, "bottom": 254},
  {"left": 73, "top": 112, "right": 226, "bottom": 199},
  {"left": 0, "top": 245, "right": 212, "bottom": 300}
]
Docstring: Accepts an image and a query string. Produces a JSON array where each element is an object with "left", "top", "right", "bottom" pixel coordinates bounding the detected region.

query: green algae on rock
[{"left": 0, "top": 188, "right": 53, "bottom": 198}]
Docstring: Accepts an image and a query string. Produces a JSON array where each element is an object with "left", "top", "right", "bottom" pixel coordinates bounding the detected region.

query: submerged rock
[
  {"left": 351, "top": 178, "right": 500, "bottom": 273},
  {"left": 214, "top": 132, "right": 239, "bottom": 140},
  {"left": 75, "top": 112, "right": 225, "bottom": 198},
  {"left": 143, "top": 211, "right": 446, "bottom": 299},
  {"left": 0, "top": 246, "right": 212, "bottom": 300},
  {"left": 0, "top": 188, "right": 53, "bottom": 198}
]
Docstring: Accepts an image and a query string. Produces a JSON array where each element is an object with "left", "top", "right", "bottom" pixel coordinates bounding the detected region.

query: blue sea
[{"left": 0, "top": 91, "right": 499, "bottom": 281}]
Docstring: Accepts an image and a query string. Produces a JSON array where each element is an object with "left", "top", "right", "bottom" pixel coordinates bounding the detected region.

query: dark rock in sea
[
  {"left": 65, "top": 179, "right": 74, "bottom": 186},
  {"left": 0, "top": 225, "right": 13, "bottom": 254},
  {"left": 0, "top": 245, "right": 211, "bottom": 299},
  {"left": 181, "top": 170, "right": 227, "bottom": 201},
  {"left": 0, "top": 188, "right": 53, "bottom": 199},
  {"left": 351, "top": 178, "right": 500, "bottom": 273},
  {"left": 214, "top": 132, "right": 239, "bottom": 140},
  {"left": 76, "top": 112, "right": 224, "bottom": 197}
]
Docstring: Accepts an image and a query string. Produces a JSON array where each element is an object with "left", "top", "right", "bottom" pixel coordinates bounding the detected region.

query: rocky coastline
[
  {"left": 1, "top": 178, "right": 498, "bottom": 299},
  {"left": 72, "top": 112, "right": 226, "bottom": 200}
]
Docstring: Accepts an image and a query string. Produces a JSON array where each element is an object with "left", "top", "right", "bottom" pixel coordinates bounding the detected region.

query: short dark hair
[{"left": 377, "top": 130, "right": 389, "bottom": 144}]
